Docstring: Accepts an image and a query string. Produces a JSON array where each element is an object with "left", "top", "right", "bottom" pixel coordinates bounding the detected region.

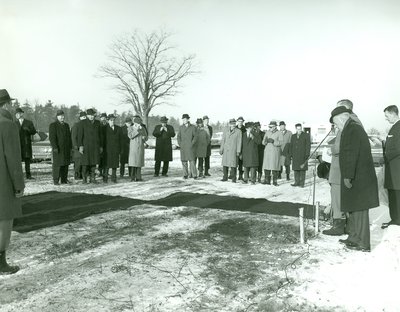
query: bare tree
[{"left": 99, "top": 30, "right": 197, "bottom": 127}]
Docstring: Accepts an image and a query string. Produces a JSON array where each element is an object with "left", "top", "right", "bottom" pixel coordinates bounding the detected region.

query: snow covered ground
[{"left": 2, "top": 149, "right": 399, "bottom": 311}]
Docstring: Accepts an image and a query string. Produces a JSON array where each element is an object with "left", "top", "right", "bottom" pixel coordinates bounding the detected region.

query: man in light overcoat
[
  {"left": 220, "top": 118, "right": 242, "bottom": 183},
  {"left": 177, "top": 114, "right": 198, "bottom": 179},
  {"left": 262, "top": 121, "right": 283, "bottom": 186},
  {"left": 279, "top": 121, "right": 292, "bottom": 181}
]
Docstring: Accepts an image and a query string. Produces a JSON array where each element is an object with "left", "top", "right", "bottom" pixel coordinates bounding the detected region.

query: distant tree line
[{"left": 3, "top": 99, "right": 226, "bottom": 137}]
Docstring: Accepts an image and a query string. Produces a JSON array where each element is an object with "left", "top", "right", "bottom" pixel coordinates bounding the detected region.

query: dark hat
[
  {"left": 245, "top": 122, "right": 254, "bottom": 128},
  {"left": 100, "top": 113, "right": 107, "bottom": 118},
  {"left": 279, "top": 121, "right": 286, "bottom": 126},
  {"left": 317, "top": 162, "right": 330, "bottom": 179},
  {"left": 0, "top": 89, "right": 14, "bottom": 104},
  {"left": 79, "top": 111, "right": 87, "bottom": 117},
  {"left": 202, "top": 115, "right": 209, "bottom": 120},
  {"left": 196, "top": 118, "right": 203, "bottom": 124},
  {"left": 86, "top": 108, "right": 96, "bottom": 115},
  {"left": 329, "top": 106, "right": 352, "bottom": 123},
  {"left": 269, "top": 121, "right": 277, "bottom": 127},
  {"left": 182, "top": 113, "right": 190, "bottom": 119},
  {"left": 125, "top": 117, "right": 132, "bottom": 122},
  {"left": 133, "top": 116, "right": 141, "bottom": 124},
  {"left": 108, "top": 114, "right": 116, "bottom": 119},
  {"left": 160, "top": 116, "right": 168, "bottom": 122},
  {"left": 229, "top": 118, "right": 236, "bottom": 124},
  {"left": 254, "top": 121, "right": 261, "bottom": 127},
  {"left": 56, "top": 110, "right": 64, "bottom": 116},
  {"left": 237, "top": 116, "right": 244, "bottom": 122},
  {"left": 15, "top": 107, "right": 24, "bottom": 114}
]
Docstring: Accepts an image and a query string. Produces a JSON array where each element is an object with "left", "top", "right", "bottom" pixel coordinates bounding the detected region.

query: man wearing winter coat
[
  {"left": 104, "top": 114, "right": 122, "bottom": 183},
  {"left": 128, "top": 116, "right": 148, "bottom": 181},
  {"left": 241, "top": 122, "right": 262, "bottom": 184},
  {"left": 382, "top": 105, "right": 400, "bottom": 228},
  {"left": 15, "top": 107, "right": 37, "bottom": 179},
  {"left": 203, "top": 115, "right": 213, "bottom": 176},
  {"left": 262, "top": 121, "right": 283, "bottom": 186},
  {"left": 77, "top": 108, "right": 103, "bottom": 184},
  {"left": 71, "top": 111, "right": 86, "bottom": 180},
  {"left": 195, "top": 118, "right": 211, "bottom": 178},
  {"left": 331, "top": 106, "right": 379, "bottom": 251},
  {"left": 254, "top": 122, "right": 265, "bottom": 182},
  {"left": 236, "top": 116, "right": 246, "bottom": 180},
  {"left": 279, "top": 121, "right": 292, "bottom": 180},
  {"left": 177, "top": 114, "right": 198, "bottom": 179},
  {"left": 220, "top": 118, "right": 242, "bottom": 183},
  {"left": 120, "top": 117, "right": 132, "bottom": 177},
  {"left": 153, "top": 116, "right": 175, "bottom": 177},
  {"left": 290, "top": 123, "right": 311, "bottom": 188},
  {"left": 0, "top": 89, "right": 24, "bottom": 275},
  {"left": 98, "top": 113, "right": 108, "bottom": 178},
  {"left": 49, "top": 110, "right": 72, "bottom": 185}
]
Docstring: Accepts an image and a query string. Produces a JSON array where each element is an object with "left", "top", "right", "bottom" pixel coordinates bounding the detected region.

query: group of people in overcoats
[{"left": 218, "top": 117, "right": 311, "bottom": 186}]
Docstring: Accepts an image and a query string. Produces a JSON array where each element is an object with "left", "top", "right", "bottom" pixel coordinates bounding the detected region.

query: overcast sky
[{"left": 2, "top": 0, "right": 400, "bottom": 132}]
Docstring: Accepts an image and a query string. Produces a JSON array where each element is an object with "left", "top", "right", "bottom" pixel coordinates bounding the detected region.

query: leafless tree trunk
[{"left": 99, "top": 30, "right": 197, "bottom": 128}]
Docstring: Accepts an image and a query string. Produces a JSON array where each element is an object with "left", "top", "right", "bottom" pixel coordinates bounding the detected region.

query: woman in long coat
[
  {"left": 262, "top": 121, "right": 283, "bottom": 185},
  {"left": 104, "top": 115, "right": 122, "bottom": 183},
  {"left": 0, "top": 106, "right": 25, "bottom": 274},
  {"left": 195, "top": 119, "right": 211, "bottom": 177},
  {"left": 128, "top": 117, "right": 148, "bottom": 181},
  {"left": 220, "top": 119, "right": 242, "bottom": 182},
  {"left": 241, "top": 122, "right": 261, "bottom": 184},
  {"left": 153, "top": 116, "right": 175, "bottom": 177}
]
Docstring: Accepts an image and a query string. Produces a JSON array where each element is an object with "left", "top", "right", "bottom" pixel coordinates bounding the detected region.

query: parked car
[
  {"left": 32, "top": 139, "right": 52, "bottom": 162},
  {"left": 211, "top": 132, "right": 223, "bottom": 147},
  {"left": 145, "top": 137, "right": 179, "bottom": 149}
]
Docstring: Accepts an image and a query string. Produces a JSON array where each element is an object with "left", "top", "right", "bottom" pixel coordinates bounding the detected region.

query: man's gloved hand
[
  {"left": 53, "top": 148, "right": 59, "bottom": 154},
  {"left": 344, "top": 178, "right": 352, "bottom": 189},
  {"left": 79, "top": 146, "right": 84, "bottom": 154}
]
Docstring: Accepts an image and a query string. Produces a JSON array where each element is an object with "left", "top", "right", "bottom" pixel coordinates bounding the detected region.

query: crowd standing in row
[{"left": 1, "top": 88, "right": 400, "bottom": 275}]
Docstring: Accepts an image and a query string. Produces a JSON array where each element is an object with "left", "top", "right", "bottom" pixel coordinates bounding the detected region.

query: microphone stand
[{"left": 300, "top": 126, "right": 335, "bottom": 224}]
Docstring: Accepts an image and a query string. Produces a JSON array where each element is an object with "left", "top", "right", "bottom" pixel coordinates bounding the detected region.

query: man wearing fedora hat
[
  {"left": 0, "top": 89, "right": 24, "bottom": 274},
  {"left": 203, "top": 115, "right": 213, "bottom": 176},
  {"left": 220, "top": 118, "right": 242, "bottom": 182},
  {"left": 236, "top": 116, "right": 246, "bottom": 180},
  {"left": 71, "top": 112, "right": 86, "bottom": 180},
  {"left": 262, "top": 121, "right": 283, "bottom": 186},
  {"left": 254, "top": 121, "right": 265, "bottom": 182},
  {"left": 77, "top": 108, "right": 103, "bottom": 184},
  {"left": 98, "top": 113, "right": 109, "bottom": 178},
  {"left": 289, "top": 123, "right": 310, "bottom": 188},
  {"left": 241, "top": 122, "right": 262, "bottom": 184},
  {"left": 329, "top": 106, "right": 379, "bottom": 251},
  {"left": 195, "top": 118, "right": 211, "bottom": 178},
  {"left": 177, "top": 114, "right": 198, "bottom": 179},
  {"left": 120, "top": 117, "right": 132, "bottom": 178},
  {"left": 104, "top": 114, "right": 122, "bottom": 183},
  {"left": 153, "top": 116, "right": 176, "bottom": 177},
  {"left": 128, "top": 116, "right": 148, "bottom": 181},
  {"left": 15, "top": 106, "right": 37, "bottom": 180},
  {"left": 279, "top": 121, "right": 292, "bottom": 181},
  {"left": 49, "top": 110, "right": 72, "bottom": 185}
]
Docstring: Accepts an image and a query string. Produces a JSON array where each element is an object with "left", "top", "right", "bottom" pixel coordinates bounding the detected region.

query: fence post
[
  {"left": 299, "top": 207, "right": 305, "bottom": 244},
  {"left": 315, "top": 201, "right": 320, "bottom": 235}
]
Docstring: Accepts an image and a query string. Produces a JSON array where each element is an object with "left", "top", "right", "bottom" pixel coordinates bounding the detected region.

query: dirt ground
[{"left": 1, "top": 150, "right": 398, "bottom": 312}]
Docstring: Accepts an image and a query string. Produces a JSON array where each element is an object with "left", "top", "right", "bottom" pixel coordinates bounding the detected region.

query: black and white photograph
[{"left": 1, "top": 0, "right": 400, "bottom": 311}]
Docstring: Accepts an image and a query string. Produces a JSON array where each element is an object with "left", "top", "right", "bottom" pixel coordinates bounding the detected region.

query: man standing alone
[
  {"left": 382, "top": 105, "right": 400, "bottom": 228},
  {"left": 49, "top": 110, "right": 72, "bottom": 185},
  {"left": 153, "top": 116, "right": 175, "bottom": 177},
  {"left": 15, "top": 107, "right": 37, "bottom": 179},
  {"left": 290, "top": 123, "right": 310, "bottom": 188},
  {"left": 177, "top": 114, "right": 198, "bottom": 179},
  {"left": 0, "top": 89, "right": 24, "bottom": 274}
]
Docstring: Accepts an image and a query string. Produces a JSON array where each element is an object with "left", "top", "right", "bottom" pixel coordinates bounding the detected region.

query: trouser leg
[
  {"left": 61, "top": 165, "right": 69, "bottom": 182},
  {"left": 238, "top": 159, "right": 243, "bottom": 180},
  {"left": 285, "top": 165, "right": 290, "bottom": 180},
  {"left": 155, "top": 161, "right": 161, "bottom": 176},
  {"left": 82, "top": 165, "right": 89, "bottom": 183},
  {"left": 272, "top": 170, "right": 278, "bottom": 186},
  {"left": 243, "top": 167, "right": 249, "bottom": 182},
  {"left": 331, "top": 184, "right": 343, "bottom": 219},
  {"left": 222, "top": 166, "right": 228, "bottom": 181},
  {"left": 162, "top": 161, "right": 169, "bottom": 175},
  {"left": 198, "top": 158, "right": 204, "bottom": 176},
  {"left": 294, "top": 170, "right": 300, "bottom": 185},
  {"left": 111, "top": 168, "right": 117, "bottom": 182},
  {"left": 52, "top": 162, "right": 61, "bottom": 183},
  {"left": 205, "top": 156, "right": 210, "bottom": 174},
  {"left": 350, "top": 210, "right": 370, "bottom": 248},
  {"left": 189, "top": 160, "right": 197, "bottom": 177},
  {"left": 120, "top": 163, "right": 125, "bottom": 177},
  {"left": 181, "top": 161, "right": 189, "bottom": 177},
  {"left": 137, "top": 167, "right": 142, "bottom": 180},
  {"left": 299, "top": 170, "right": 306, "bottom": 187},
  {"left": 250, "top": 167, "right": 256, "bottom": 183},
  {"left": 0, "top": 220, "right": 13, "bottom": 251},
  {"left": 388, "top": 189, "right": 400, "bottom": 224},
  {"left": 128, "top": 166, "right": 133, "bottom": 177},
  {"left": 231, "top": 167, "right": 237, "bottom": 182},
  {"left": 25, "top": 158, "right": 31, "bottom": 178},
  {"left": 89, "top": 165, "right": 96, "bottom": 183},
  {"left": 103, "top": 168, "right": 109, "bottom": 182}
]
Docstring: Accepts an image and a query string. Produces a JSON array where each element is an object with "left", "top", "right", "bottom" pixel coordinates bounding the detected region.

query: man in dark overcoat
[
  {"left": 98, "top": 113, "right": 108, "bottom": 178},
  {"left": 104, "top": 114, "right": 122, "bottom": 183},
  {"left": 203, "top": 115, "right": 213, "bottom": 176},
  {"left": 153, "top": 116, "right": 175, "bottom": 177},
  {"left": 331, "top": 106, "right": 379, "bottom": 251},
  {"left": 254, "top": 121, "right": 265, "bottom": 182},
  {"left": 77, "top": 108, "right": 103, "bottom": 184},
  {"left": 120, "top": 117, "right": 132, "bottom": 177},
  {"left": 15, "top": 107, "right": 37, "bottom": 179},
  {"left": 241, "top": 122, "right": 261, "bottom": 184},
  {"left": 0, "top": 89, "right": 24, "bottom": 274},
  {"left": 177, "top": 114, "right": 198, "bottom": 179},
  {"left": 71, "top": 111, "right": 86, "bottom": 180},
  {"left": 382, "top": 105, "right": 400, "bottom": 228},
  {"left": 236, "top": 116, "right": 246, "bottom": 180},
  {"left": 289, "top": 123, "right": 310, "bottom": 187},
  {"left": 49, "top": 110, "right": 72, "bottom": 185}
]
